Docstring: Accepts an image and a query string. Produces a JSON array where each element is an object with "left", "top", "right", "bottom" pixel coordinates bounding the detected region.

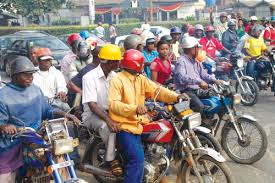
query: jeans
[
  {"left": 246, "top": 60, "right": 256, "bottom": 78},
  {"left": 117, "top": 131, "right": 144, "bottom": 183}
]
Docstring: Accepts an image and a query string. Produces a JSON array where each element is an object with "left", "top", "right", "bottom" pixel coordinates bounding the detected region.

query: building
[
  {"left": 0, "top": 10, "right": 19, "bottom": 26},
  {"left": 235, "top": 0, "right": 275, "bottom": 17}
]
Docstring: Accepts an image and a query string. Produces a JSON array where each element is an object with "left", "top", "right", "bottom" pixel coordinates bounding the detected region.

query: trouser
[
  {"left": 185, "top": 90, "right": 205, "bottom": 114},
  {"left": 117, "top": 131, "right": 144, "bottom": 183},
  {"left": 110, "top": 37, "right": 116, "bottom": 44},
  {"left": 0, "top": 171, "right": 16, "bottom": 183},
  {"left": 82, "top": 111, "right": 116, "bottom": 161},
  {"left": 246, "top": 60, "right": 256, "bottom": 78}
]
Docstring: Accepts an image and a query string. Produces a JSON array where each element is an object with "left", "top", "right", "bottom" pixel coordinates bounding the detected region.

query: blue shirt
[
  {"left": 71, "top": 64, "right": 96, "bottom": 89},
  {"left": 0, "top": 83, "right": 54, "bottom": 152},
  {"left": 174, "top": 54, "right": 216, "bottom": 91},
  {"left": 142, "top": 50, "right": 158, "bottom": 79}
]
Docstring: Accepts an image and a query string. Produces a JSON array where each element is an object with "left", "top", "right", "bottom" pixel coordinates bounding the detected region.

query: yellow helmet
[{"left": 98, "top": 44, "right": 121, "bottom": 61}]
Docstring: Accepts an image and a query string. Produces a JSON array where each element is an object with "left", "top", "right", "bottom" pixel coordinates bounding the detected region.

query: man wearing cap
[
  {"left": 142, "top": 37, "right": 158, "bottom": 79},
  {"left": 32, "top": 48, "right": 69, "bottom": 112},
  {"left": 212, "top": 12, "right": 228, "bottom": 41},
  {"left": 95, "top": 22, "right": 105, "bottom": 39},
  {"left": 222, "top": 19, "right": 239, "bottom": 54},
  {"left": 0, "top": 56, "right": 79, "bottom": 183},
  {"left": 245, "top": 16, "right": 258, "bottom": 34},
  {"left": 174, "top": 36, "right": 223, "bottom": 113},
  {"left": 263, "top": 16, "right": 275, "bottom": 48}
]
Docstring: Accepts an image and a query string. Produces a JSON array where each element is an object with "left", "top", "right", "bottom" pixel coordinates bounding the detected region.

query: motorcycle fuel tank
[
  {"left": 201, "top": 96, "right": 222, "bottom": 116},
  {"left": 142, "top": 119, "right": 174, "bottom": 143}
]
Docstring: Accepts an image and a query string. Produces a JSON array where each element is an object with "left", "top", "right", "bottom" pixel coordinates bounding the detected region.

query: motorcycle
[
  {"left": 81, "top": 96, "right": 233, "bottom": 183},
  {"left": 9, "top": 117, "right": 87, "bottom": 183},
  {"left": 200, "top": 82, "right": 267, "bottom": 164},
  {"left": 145, "top": 100, "right": 222, "bottom": 153},
  {"left": 253, "top": 52, "right": 275, "bottom": 95},
  {"left": 203, "top": 55, "right": 259, "bottom": 106}
]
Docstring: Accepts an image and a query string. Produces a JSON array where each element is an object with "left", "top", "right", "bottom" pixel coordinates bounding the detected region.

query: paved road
[{"left": 1, "top": 72, "right": 275, "bottom": 182}]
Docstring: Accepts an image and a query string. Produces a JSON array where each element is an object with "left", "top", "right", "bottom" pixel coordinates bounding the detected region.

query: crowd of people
[{"left": 0, "top": 11, "right": 274, "bottom": 183}]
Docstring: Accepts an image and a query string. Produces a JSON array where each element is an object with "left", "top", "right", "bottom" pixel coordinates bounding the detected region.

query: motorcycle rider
[
  {"left": 174, "top": 36, "right": 223, "bottom": 114},
  {"left": 69, "top": 41, "right": 92, "bottom": 79},
  {"left": 0, "top": 57, "right": 79, "bottom": 183},
  {"left": 263, "top": 16, "right": 275, "bottom": 48},
  {"left": 142, "top": 37, "right": 158, "bottom": 79},
  {"left": 170, "top": 26, "right": 182, "bottom": 60},
  {"left": 200, "top": 25, "right": 231, "bottom": 60},
  {"left": 194, "top": 24, "right": 204, "bottom": 41},
  {"left": 82, "top": 44, "right": 123, "bottom": 176},
  {"left": 108, "top": 49, "right": 187, "bottom": 183},
  {"left": 61, "top": 33, "right": 81, "bottom": 83},
  {"left": 245, "top": 16, "right": 258, "bottom": 34},
  {"left": 244, "top": 25, "right": 267, "bottom": 78},
  {"left": 222, "top": 19, "right": 239, "bottom": 56},
  {"left": 32, "top": 47, "right": 70, "bottom": 112},
  {"left": 124, "top": 34, "right": 143, "bottom": 51}
]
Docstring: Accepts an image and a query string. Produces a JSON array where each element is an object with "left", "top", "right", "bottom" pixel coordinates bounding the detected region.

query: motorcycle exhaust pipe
[{"left": 83, "top": 164, "right": 116, "bottom": 178}]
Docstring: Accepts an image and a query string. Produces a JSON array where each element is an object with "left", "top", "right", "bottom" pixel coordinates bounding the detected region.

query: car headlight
[
  {"left": 187, "top": 113, "right": 201, "bottom": 130},
  {"left": 233, "top": 94, "right": 241, "bottom": 105},
  {"left": 237, "top": 59, "right": 244, "bottom": 68}
]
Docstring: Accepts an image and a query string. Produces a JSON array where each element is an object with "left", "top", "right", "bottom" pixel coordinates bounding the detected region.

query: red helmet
[
  {"left": 120, "top": 49, "right": 144, "bottom": 73},
  {"left": 67, "top": 33, "right": 81, "bottom": 46},
  {"left": 205, "top": 26, "right": 215, "bottom": 32}
]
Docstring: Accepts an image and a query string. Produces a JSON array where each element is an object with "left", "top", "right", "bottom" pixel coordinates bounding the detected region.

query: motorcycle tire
[
  {"left": 221, "top": 118, "right": 267, "bottom": 164},
  {"left": 236, "top": 79, "right": 259, "bottom": 106},
  {"left": 195, "top": 131, "right": 223, "bottom": 153},
  {"left": 177, "top": 155, "right": 234, "bottom": 183}
]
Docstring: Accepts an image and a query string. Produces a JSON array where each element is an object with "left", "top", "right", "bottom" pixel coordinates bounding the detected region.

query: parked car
[
  {"left": 1, "top": 30, "right": 71, "bottom": 76},
  {"left": 114, "top": 26, "right": 170, "bottom": 48}
]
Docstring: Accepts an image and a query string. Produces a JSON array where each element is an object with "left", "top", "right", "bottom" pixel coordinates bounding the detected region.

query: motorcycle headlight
[
  {"left": 53, "top": 137, "right": 79, "bottom": 155},
  {"left": 233, "top": 94, "right": 241, "bottom": 105},
  {"left": 237, "top": 59, "right": 244, "bottom": 68},
  {"left": 187, "top": 113, "right": 201, "bottom": 130}
]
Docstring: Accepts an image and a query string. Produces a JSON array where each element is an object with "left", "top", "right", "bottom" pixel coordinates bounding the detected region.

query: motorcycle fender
[
  {"left": 194, "top": 126, "right": 211, "bottom": 134},
  {"left": 240, "top": 76, "right": 254, "bottom": 81},
  {"left": 192, "top": 147, "right": 226, "bottom": 162},
  {"left": 239, "top": 114, "right": 257, "bottom": 122}
]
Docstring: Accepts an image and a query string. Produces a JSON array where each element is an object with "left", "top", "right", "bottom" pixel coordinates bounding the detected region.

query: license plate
[{"left": 51, "top": 160, "right": 74, "bottom": 170}]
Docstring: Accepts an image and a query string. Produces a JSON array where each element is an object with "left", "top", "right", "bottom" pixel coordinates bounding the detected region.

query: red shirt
[
  {"left": 263, "top": 26, "right": 275, "bottom": 46},
  {"left": 245, "top": 24, "right": 252, "bottom": 33},
  {"left": 150, "top": 57, "right": 172, "bottom": 85},
  {"left": 199, "top": 37, "right": 223, "bottom": 59}
]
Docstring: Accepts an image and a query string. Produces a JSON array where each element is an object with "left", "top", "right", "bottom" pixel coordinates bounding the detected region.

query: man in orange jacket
[{"left": 108, "top": 49, "right": 187, "bottom": 183}]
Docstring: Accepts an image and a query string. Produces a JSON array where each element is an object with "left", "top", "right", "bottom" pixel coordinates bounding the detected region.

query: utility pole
[
  {"left": 150, "top": 0, "right": 153, "bottom": 22},
  {"left": 89, "top": 0, "right": 95, "bottom": 24}
]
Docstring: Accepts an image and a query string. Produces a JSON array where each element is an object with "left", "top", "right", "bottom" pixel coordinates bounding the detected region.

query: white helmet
[
  {"left": 194, "top": 24, "right": 204, "bottom": 31},
  {"left": 181, "top": 36, "right": 201, "bottom": 49},
  {"left": 140, "top": 30, "right": 155, "bottom": 46},
  {"left": 251, "top": 16, "right": 258, "bottom": 21}
]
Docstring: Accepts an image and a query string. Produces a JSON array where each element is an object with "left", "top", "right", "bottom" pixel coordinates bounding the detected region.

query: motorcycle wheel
[
  {"left": 236, "top": 79, "right": 259, "bottom": 106},
  {"left": 196, "top": 131, "right": 222, "bottom": 153},
  {"left": 88, "top": 138, "right": 122, "bottom": 183},
  {"left": 177, "top": 155, "right": 234, "bottom": 183},
  {"left": 221, "top": 118, "right": 267, "bottom": 164}
]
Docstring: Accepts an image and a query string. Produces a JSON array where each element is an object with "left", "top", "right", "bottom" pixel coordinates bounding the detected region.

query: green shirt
[{"left": 237, "top": 27, "right": 245, "bottom": 39}]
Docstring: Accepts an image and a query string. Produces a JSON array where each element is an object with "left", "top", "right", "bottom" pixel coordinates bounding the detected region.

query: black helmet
[
  {"left": 160, "top": 35, "right": 173, "bottom": 42},
  {"left": 124, "top": 35, "right": 142, "bottom": 50},
  {"left": 11, "top": 56, "right": 37, "bottom": 76}
]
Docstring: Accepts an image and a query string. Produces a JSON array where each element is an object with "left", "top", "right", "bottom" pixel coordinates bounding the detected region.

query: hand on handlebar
[
  {"left": 136, "top": 105, "right": 148, "bottom": 115},
  {"left": 0, "top": 124, "right": 17, "bottom": 135},
  {"left": 65, "top": 113, "right": 81, "bottom": 127},
  {"left": 199, "top": 81, "right": 208, "bottom": 90},
  {"left": 214, "top": 80, "right": 224, "bottom": 86},
  {"left": 177, "top": 93, "right": 190, "bottom": 101}
]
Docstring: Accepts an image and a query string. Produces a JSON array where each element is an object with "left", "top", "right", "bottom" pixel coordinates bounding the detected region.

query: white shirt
[
  {"left": 141, "top": 23, "right": 150, "bottom": 31},
  {"left": 95, "top": 26, "right": 105, "bottom": 39},
  {"left": 61, "top": 52, "right": 77, "bottom": 83},
  {"left": 82, "top": 65, "right": 116, "bottom": 111},
  {"left": 33, "top": 67, "right": 67, "bottom": 99}
]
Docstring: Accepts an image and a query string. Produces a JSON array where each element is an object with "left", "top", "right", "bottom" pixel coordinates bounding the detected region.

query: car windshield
[{"left": 29, "top": 37, "right": 70, "bottom": 51}]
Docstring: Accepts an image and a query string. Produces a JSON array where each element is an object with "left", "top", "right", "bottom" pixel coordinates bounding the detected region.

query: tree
[{"left": 0, "top": 0, "right": 74, "bottom": 24}]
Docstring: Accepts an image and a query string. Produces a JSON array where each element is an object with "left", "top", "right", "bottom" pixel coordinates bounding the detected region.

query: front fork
[
  {"left": 235, "top": 69, "right": 251, "bottom": 94},
  {"left": 227, "top": 107, "right": 245, "bottom": 141}
]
